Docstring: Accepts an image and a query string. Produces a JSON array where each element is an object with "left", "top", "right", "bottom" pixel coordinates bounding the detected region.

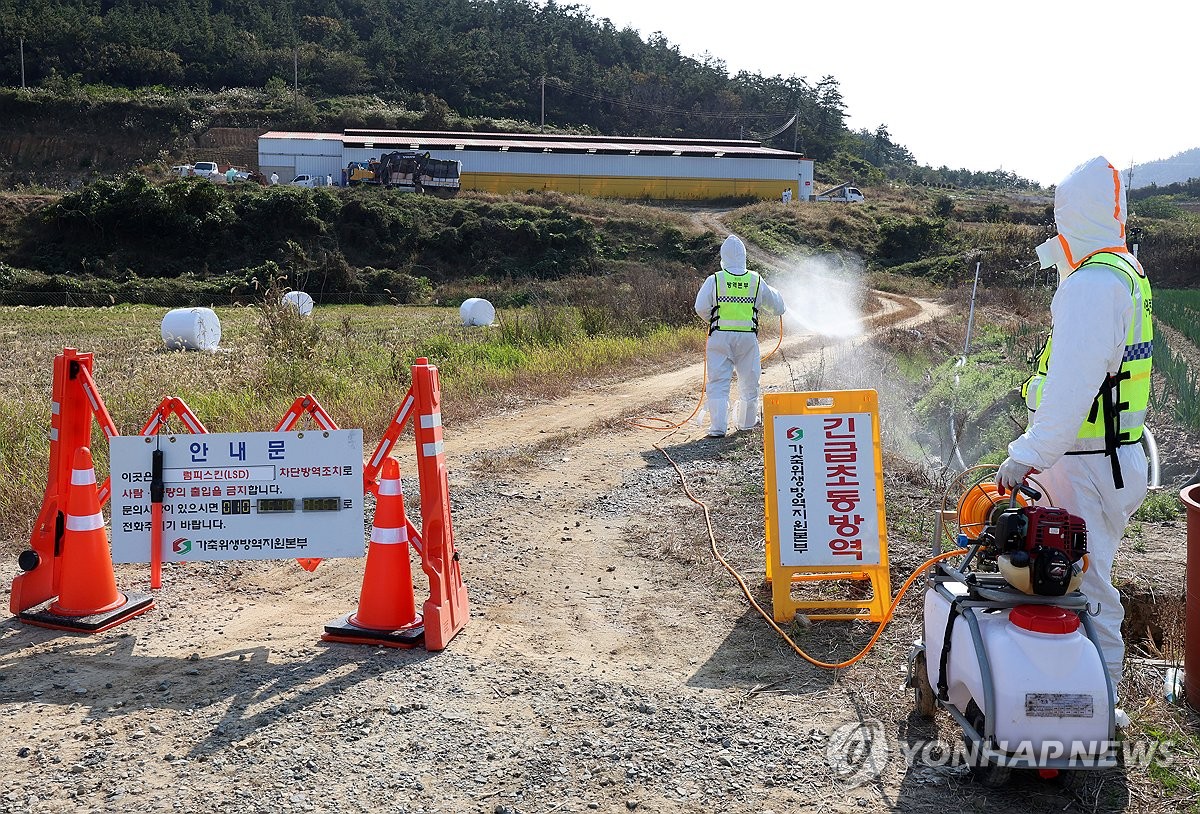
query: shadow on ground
[{"left": 0, "top": 619, "right": 436, "bottom": 758}]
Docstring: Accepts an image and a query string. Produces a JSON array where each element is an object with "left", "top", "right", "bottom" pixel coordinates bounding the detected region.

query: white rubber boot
[
  {"left": 736, "top": 399, "right": 760, "bottom": 430},
  {"left": 707, "top": 398, "right": 728, "bottom": 437}
]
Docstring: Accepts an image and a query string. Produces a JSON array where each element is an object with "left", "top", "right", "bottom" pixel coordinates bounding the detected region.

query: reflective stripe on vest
[
  {"left": 710, "top": 269, "right": 761, "bottom": 333},
  {"left": 1020, "top": 252, "right": 1152, "bottom": 464}
]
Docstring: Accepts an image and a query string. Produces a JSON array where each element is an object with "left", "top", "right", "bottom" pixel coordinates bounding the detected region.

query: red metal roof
[{"left": 259, "top": 131, "right": 345, "bottom": 141}]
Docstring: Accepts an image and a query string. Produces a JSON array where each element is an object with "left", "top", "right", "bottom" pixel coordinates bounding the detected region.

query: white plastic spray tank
[
  {"left": 161, "top": 307, "right": 222, "bottom": 351},
  {"left": 460, "top": 297, "right": 496, "bottom": 327},
  {"left": 924, "top": 584, "right": 1110, "bottom": 753},
  {"left": 282, "top": 290, "right": 314, "bottom": 315}
]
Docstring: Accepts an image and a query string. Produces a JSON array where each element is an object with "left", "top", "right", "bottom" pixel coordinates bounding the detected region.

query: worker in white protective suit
[
  {"left": 694, "top": 235, "right": 788, "bottom": 437},
  {"left": 997, "top": 157, "right": 1151, "bottom": 726}
]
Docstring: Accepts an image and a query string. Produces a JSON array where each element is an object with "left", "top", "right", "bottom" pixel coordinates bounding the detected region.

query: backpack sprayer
[{"left": 908, "top": 468, "right": 1117, "bottom": 785}]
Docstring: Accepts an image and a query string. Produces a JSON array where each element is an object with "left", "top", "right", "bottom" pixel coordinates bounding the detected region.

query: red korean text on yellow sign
[{"left": 763, "top": 390, "right": 891, "bottom": 622}]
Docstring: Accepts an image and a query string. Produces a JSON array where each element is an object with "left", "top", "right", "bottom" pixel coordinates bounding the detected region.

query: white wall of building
[{"left": 263, "top": 133, "right": 817, "bottom": 194}]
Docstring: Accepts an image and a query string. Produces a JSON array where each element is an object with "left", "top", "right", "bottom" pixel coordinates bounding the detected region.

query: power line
[{"left": 753, "top": 111, "right": 797, "bottom": 141}]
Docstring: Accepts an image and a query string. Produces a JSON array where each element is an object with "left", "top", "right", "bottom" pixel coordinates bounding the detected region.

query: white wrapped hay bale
[
  {"left": 459, "top": 297, "right": 496, "bottom": 327},
  {"left": 282, "top": 290, "right": 315, "bottom": 315},
  {"left": 161, "top": 307, "right": 222, "bottom": 351}
]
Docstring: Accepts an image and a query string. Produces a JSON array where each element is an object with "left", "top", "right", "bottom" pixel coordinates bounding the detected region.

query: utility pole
[
  {"left": 963, "top": 260, "right": 982, "bottom": 357},
  {"left": 19, "top": 36, "right": 25, "bottom": 89},
  {"left": 293, "top": 47, "right": 299, "bottom": 105},
  {"left": 540, "top": 75, "right": 545, "bottom": 132}
]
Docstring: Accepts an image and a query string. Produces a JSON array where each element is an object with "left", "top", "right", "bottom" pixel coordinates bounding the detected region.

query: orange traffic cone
[
  {"left": 19, "top": 447, "right": 153, "bottom": 633},
  {"left": 323, "top": 457, "right": 424, "bottom": 648}
]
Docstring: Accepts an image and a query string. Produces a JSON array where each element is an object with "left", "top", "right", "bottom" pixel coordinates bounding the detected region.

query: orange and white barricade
[
  {"left": 323, "top": 457, "right": 425, "bottom": 647},
  {"left": 18, "top": 447, "right": 153, "bottom": 632},
  {"left": 10, "top": 349, "right": 470, "bottom": 651},
  {"left": 338, "top": 357, "right": 470, "bottom": 651}
]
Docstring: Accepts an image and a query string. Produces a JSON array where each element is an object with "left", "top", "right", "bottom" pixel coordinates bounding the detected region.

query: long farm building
[{"left": 258, "top": 129, "right": 815, "bottom": 202}]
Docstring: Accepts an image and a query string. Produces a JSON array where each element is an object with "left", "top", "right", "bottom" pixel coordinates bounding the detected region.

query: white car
[
  {"left": 289, "top": 175, "right": 316, "bottom": 187},
  {"left": 192, "top": 161, "right": 219, "bottom": 179}
]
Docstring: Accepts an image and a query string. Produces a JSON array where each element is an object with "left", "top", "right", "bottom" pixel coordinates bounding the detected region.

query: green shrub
[
  {"left": 358, "top": 267, "right": 433, "bottom": 304},
  {"left": 1132, "top": 196, "right": 1185, "bottom": 220},
  {"left": 876, "top": 216, "right": 949, "bottom": 265},
  {"left": 1133, "top": 490, "right": 1182, "bottom": 522},
  {"left": 982, "top": 202, "right": 1010, "bottom": 222}
]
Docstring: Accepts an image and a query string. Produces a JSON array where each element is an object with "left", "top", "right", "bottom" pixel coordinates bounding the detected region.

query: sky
[{"left": 548, "top": 0, "right": 1199, "bottom": 187}]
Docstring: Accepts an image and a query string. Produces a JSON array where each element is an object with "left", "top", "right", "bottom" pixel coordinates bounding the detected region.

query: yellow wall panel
[{"left": 461, "top": 173, "right": 796, "bottom": 202}]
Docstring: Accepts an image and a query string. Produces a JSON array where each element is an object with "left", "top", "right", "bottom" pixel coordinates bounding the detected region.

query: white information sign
[
  {"left": 771, "top": 412, "right": 881, "bottom": 567},
  {"left": 109, "top": 430, "right": 366, "bottom": 563}
]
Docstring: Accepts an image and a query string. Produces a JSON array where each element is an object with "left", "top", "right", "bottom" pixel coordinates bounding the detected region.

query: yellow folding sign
[{"left": 763, "top": 390, "right": 890, "bottom": 622}]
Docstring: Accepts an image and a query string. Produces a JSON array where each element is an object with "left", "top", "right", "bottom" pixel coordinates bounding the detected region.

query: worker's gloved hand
[{"left": 996, "top": 457, "right": 1036, "bottom": 494}]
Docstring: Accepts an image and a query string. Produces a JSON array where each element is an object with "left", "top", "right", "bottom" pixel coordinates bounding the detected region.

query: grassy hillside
[
  {"left": 2, "top": 176, "right": 1198, "bottom": 307},
  {"left": 0, "top": 175, "right": 718, "bottom": 305}
]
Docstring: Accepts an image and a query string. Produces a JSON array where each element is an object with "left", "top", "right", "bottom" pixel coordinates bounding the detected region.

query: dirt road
[{"left": 0, "top": 286, "right": 1164, "bottom": 814}]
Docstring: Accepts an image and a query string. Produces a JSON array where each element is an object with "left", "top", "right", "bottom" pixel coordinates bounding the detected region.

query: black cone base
[
  {"left": 19, "top": 592, "right": 154, "bottom": 633},
  {"left": 321, "top": 613, "right": 425, "bottom": 649}
]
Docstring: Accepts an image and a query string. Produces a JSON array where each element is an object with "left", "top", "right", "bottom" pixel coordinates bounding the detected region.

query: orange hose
[
  {"left": 656, "top": 442, "right": 968, "bottom": 669},
  {"left": 628, "top": 316, "right": 784, "bottom": 431},
  {"left": 957, "top": 480, "right": 1028, "bottom": 540},
  {"left": 626, "top": 351, "right": 709, "bottom": 431},
  {"left": 941, "top": 466, "right": 1055, "bottom": 547},
  {"left": 760, "top": 314, "right": 784, "bottom": 362}
]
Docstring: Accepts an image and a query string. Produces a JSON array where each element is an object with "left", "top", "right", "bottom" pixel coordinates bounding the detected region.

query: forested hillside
[
  {"left": 0, "top": 0, "right": 848, "bottom": 153},
  {"left": 0, "top": 0, "right": 1035, "bottom": 190}
]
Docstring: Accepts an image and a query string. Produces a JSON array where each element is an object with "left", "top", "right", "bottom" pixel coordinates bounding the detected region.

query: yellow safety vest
[
  {"left": 709, "top": 269, "right": 761, "bottom": 334},
  {"left": 1021, "top": 251, "right": 1152, "bottom": 487}
]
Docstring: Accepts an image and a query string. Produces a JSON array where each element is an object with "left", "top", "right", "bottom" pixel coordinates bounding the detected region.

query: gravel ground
[{"left": 3, "top": 298, "right": 1195, "bottom": 814}]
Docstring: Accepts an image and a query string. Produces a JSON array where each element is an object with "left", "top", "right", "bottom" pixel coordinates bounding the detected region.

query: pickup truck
[
  {"left": 814, "top": 183, "right": 865, "bottom": 202},
  {"left": 191, "top": 161, "right": 220, "bottom": 179}
]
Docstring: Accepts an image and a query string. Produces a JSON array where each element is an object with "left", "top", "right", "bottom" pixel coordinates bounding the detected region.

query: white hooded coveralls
[
  {"left": 1005, "top": 156, "right": 1148, "bottom": 687},
  {"left": 694, "top": 235, "right": 787, "bottom": 434}
]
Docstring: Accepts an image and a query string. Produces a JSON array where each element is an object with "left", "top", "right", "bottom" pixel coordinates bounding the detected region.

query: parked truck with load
[
  {"left": 345, "top": 151, "right": 461, "bottom": 196},
  {"left": 177, "top": 161, "right": 263, "bottom": 184},
  {"left": 814, "top": 182, "right": 865, "bottom": 202}
]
